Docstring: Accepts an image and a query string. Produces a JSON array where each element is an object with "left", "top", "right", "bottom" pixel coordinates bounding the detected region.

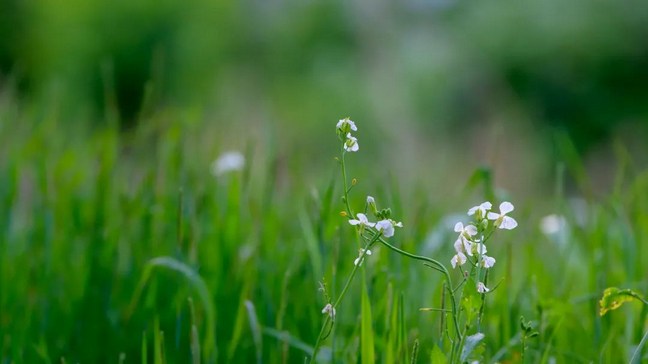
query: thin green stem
[
  {"left": 340, "top": 149, "right": 353, "bottom": 216},
  {"left": 311, "top": 234, "right": 381, "bottom": 362}
]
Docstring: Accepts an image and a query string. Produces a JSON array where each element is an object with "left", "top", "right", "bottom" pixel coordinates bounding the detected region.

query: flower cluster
[
  {"left": 451, "top": 201, "right": 518, "bottom": 293},
  {"left": 336, "top": 118, "right": 359, "bottom": 152},
  {"left": 347, "top": 196, "right": 402, "bottom": 239}
]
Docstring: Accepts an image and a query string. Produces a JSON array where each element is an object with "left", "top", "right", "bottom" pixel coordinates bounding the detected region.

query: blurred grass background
[{"left": 1, "top": 0, "right": 648, "bottom": 362}]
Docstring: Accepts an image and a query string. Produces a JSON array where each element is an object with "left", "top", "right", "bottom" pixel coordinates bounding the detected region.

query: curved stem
[{"left": 377, "top": 237, "right": 462, "bottom": 344}]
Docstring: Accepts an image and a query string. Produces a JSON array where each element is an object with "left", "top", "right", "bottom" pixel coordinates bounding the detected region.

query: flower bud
[
  {"left": 340, "top": 211, "right": 347, "bottom": 217},
  {"left": 366, "top": 195, "right": 377, "bottom": 215},
  {"left": 351, "top": 178, "right": 357, "bottom": 186}
]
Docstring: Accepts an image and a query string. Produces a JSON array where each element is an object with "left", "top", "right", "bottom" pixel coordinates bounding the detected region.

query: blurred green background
[{"left": 2, "top": 0, "right": 648, "bottom": 362}]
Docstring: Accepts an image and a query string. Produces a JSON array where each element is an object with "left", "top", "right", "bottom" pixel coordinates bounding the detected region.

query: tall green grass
[{"left": 0, "top": 106, "right": 647, "bottom": 363}]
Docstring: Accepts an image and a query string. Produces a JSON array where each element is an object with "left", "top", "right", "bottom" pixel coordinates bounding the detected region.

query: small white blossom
[
  {"left": 376, "top": 219, "right": 403, "bottom": 238},
  {"left": 468, "top": 202, "right": 492, "bottom": 218},
  {"left": 211, "top": 151, "right": 245, "bottom": 176},
  {"left": 454, "top": 222, "right": 478, "bottom": 238},
  {"left": 540, "top": 214, "right": 566, "bottom": 235},
  {"left": 354, "top": 248, "right": 372, "bottom": 266},
  {"left": 344, "top": 133, "right": 359, "bottom": 152},
  {"left": 348, "top": 213, "right": 375, "bottom": 228},
  {"left": 336, "top": 118, "right": 357, "bottom": 132},
  {"left": 454, "top": 237, "right": 472, "bottom": 256},
  {"left": 481, "top": 255, "right": 496, "bottom": 268},
  {"left": 473, "top": 242, "right": 487, "bottom": 255},
  {"left": 451, "top": 252, "right": 467, "bottom": 268},
  {"left": 487, "top": 202, "right": 518, "bottom": 230},
  {"left": 477, "top": 282, "right": 490, "bottom": 293},
  {"left": 366, "top": 196, "right": 375, "bottom": 204},
  {"left": 321, "top": 303, "right": 336, "bottom": 319}
]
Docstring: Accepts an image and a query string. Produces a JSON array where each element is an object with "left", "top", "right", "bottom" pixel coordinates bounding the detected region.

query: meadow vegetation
[{"left": 1, "top": 105, "right": 647, "bottom": 363}]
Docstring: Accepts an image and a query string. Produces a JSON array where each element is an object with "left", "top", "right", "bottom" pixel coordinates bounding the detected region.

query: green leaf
[
  {"left": 430, "top": 344, "right": 448, "bottom": 364},
  {"left": 599, "top": 287, "right": 648, "bottom": 316},
  {"left": 460, "top": 332, "right": 485, "bottom": 362},
  {"left": 361, "top": 272, "right": 375, "bottom": 364}
]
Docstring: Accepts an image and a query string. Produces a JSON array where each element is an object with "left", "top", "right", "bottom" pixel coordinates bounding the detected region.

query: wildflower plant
[{"left": 311, "top": 117, "right": 520, "bottom": 363}]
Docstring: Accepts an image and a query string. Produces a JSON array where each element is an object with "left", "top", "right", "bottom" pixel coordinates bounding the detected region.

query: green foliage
[
  {"left": 599, "top": 287, "right": 648, "bottom": 316},
  {"left": 1, "top": 101, "right": 648, "bottom": 363}
]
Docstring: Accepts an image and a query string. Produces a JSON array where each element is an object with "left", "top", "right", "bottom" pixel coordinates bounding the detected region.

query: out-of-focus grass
[{"left": 0, "top": 99, "right": 647, "bottom": 363}]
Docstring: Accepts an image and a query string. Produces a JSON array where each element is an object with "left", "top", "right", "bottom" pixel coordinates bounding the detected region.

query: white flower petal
[
  {"left": 376, "top": 219, "right": 395, "bottom": 237},
  {"left": 349, "top": 219, "right": 361, "bottom": 225},
  {"left": 477, "top": 282, "right": 490, "bottom": 293},
  {"left": 481, "top": 202, "right": 492, "bottom": 210},
  {"left": 451, "top": 252, "right": 467, "bottom": 268},
  {"left": 366, "top": 196, "right": 375, "bottom": 204},
  {"left": 473, "top": 243, "right": 487, "bottom": 255},
  {"left": 465, "top": 225, "right": 478, "bottom": 236},
  {"left": 487, "top": 212, "right": 500, "bottom": 220},
  {"left": 467, "top": 206, "right": 478, "bottom": 216},
  {"left": 482, "top": 255, "right": 496, "bottom": 268},
  {"left": 454, "top": 222, "right": 464, "bottom": 232},
  {"left": 500, "top": 201, "right": 514, "bottom": 214},
  {"left": 499, "top": 216, "right": 518, "bottom": 230}
]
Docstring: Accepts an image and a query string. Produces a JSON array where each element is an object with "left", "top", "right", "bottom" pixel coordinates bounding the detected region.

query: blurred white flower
[
  {"left": 454, "top": 237, "right": 472, "bottom": 256},
  {"left": 211, "top": 151, "right": 245, "bottom": 176},
  {"left": 336, "top": 118, "right": 357, "bottom": 133},
  {"left": 375, "top": 219, "right": 402, "bottom": 238},
  {"left": 540, "top": 214, "right": 566, "bottom": 235},
  {"left": 348, "top": 213, "right": 375, "bottom": 228},
  {"left": 344, "top": 133, "right": 359, "bottom": 152},
  {"left": 472, "top": 242, "right": 487, "bottom": 255},
  {"left": 366, "top": 196, "right": 375, "bottom": 204},
  {"left": 477, "top": 282, "right": 490, "bottom": 293},
  {"left": 451, "top": 252, "right": 467, "bottom": 268},
  {"left": 481, "top": 255, "right": 496, "bottom": 268},
  {"left": 321, "top": 303, "right": 336, "bottom": 320},
  {"left": 354, "top": 248, "right": 372, "bottom": 266},
  {"left": 487, "top": 202, "right": 518, "bottom": 230},
  {"left": 468, "top": 202, "right": 492, "bottom": 218}
]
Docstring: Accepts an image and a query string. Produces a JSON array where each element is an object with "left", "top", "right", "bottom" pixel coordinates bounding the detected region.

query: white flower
[
  {"left": 321, "top": 303, "right": 336, "bottom": 319},
  {"left": 451, "top": 252, "right": 467, "bottom": 268},
  {"left": 473, "top": 242, "right": 487, "bottom": 255},
  {"left": 540, "top": 214, "right": 566, "bottom": 235},
  {"left": 211, "top": 151, "right": 245, "bottom": 176},
  {"left": 336, "top": 118, "right": 357, "bottom": 133},
  {"left": 366, "top": 196, "right": 375, "bottom": 204},
  {"left": 468, "top": 202, "right": 492, "bottom": 218},
  {"left": 454, "top": 222, "right": 478, "bottom": 239},
  {"left": 487, "top": 202, "right": 518, "bottom": 230},
  {"left": 477, "top": 282, "right": 490, "bottom": 293},
  {"left": 348, "top": 213, "right": 375, "bottom": 228},
  {"left": 375, "top": 219, "right": 402, "bottom": 238},
  {"left": 454, "top": 237, "right": 472, "bottom": 256},
  {"left": 453, "top": 223, "right": 477, "bottom": 256},
  {"left": 354, "top": 248, "right": 372, "bottom": 266},
  {"left": 481, "top": 255, "right": 496, "bottom": 268},
  {"left": 344, "top": 133, "right": 359, "bottom": 152}
]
